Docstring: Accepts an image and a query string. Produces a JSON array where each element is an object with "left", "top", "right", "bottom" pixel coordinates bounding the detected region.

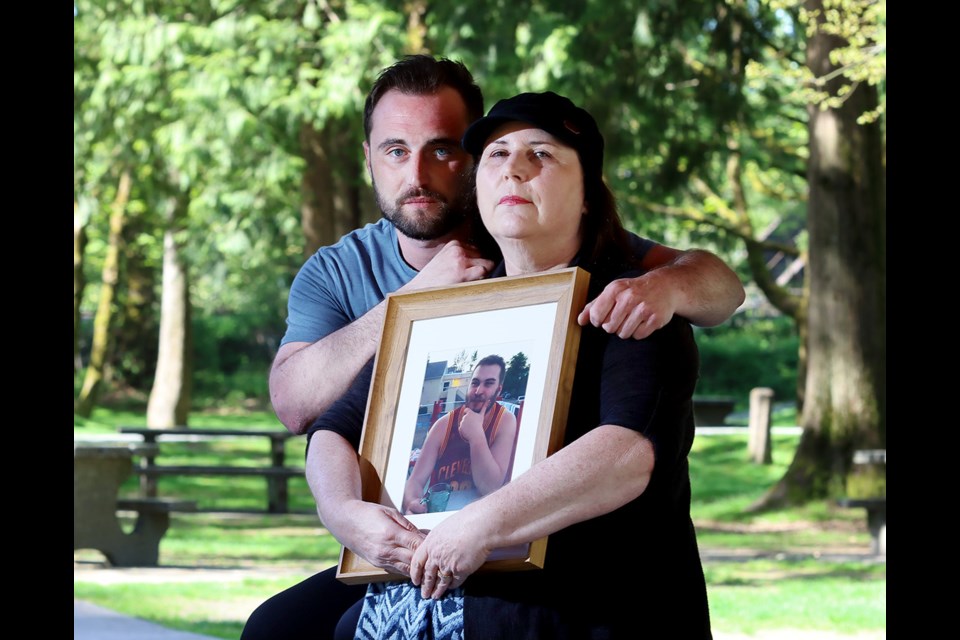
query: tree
[
  {"left": 502, "top": 352, "right": 530, "bottom": 400},
  {"left": 754, "top": 0, "right": 885, "bottom": 506},
  {"left": 74, "top": 200, "right": 89, "bottom": 377},
  {"left": 77, "top": 170, "right": 132, "bottom": 417},
  {"left": 147, "top": 193, "right": 193, "bottom": 427}
]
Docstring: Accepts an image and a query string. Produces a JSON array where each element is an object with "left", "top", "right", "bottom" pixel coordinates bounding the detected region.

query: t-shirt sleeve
[
  {"left": 305, "top": 359, "right": 375, "bottom": 455},
  {"left": 597, "top": 316, "right": 699, "bottom": 465},
  {"left": 626, "top": 232, "right": 656, "bottom": 264},
  {"left": 281, "top": 256, "right": 353, "bottom": 346}
]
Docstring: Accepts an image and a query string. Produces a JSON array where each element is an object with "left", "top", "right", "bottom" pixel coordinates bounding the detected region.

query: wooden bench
[
  {"left": 74, "top": 444, "right": 197, "bottom": 566},
  {"left": 837, "top": 449, "right": 886, "bottom": 555},
  {"left": 119, "top": 427, "right": 305, "bottom": 513},
  {"left": 692, "top": 395, "right": 737, "bottom": 426}
]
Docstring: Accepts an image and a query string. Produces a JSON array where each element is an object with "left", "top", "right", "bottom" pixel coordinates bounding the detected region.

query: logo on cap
[{"left": 563, "top": 119, "right": 581, "bottom": 135}]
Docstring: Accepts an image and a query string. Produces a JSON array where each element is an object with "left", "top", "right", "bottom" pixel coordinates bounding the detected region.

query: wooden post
[
  {"left": 747, "top": 387, "right": 774, "bottom": 464},
  {"left": 137, "top": 433, "right": 159, "bottom": 497},
  {"left": 269, "top": 436, "right": 289, "bottom": 513}
]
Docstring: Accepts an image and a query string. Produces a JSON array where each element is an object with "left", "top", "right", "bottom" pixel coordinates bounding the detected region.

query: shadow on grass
[{"left": 705, "top": 559, "right": 886, "bottom": 587}]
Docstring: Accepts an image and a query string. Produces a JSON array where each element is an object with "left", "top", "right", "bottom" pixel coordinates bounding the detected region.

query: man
[
  {"left": 268, "top": 54, "right": 745, "bottom": 438},
  {"left": 403, "top": 355, "right": 517, "bottom": 514},
  {"left": 242, "top": 55, "right": 745, "bottom": 640}
]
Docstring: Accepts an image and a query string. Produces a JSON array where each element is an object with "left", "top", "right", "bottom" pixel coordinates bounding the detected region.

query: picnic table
[
  {"left": 118, "top": 426, "right": 305, "bottom": 513},
  {"left": 837, "top": 449, "right": 886, "bottom": 555},
  {"left": 74, "top": 443, "right": 196, "bottom": 566}
]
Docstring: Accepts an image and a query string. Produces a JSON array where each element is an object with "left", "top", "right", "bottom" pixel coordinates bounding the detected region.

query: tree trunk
[
  {"left": 74, "top": 200, "right": 88, "bottom": 377},
  {"left": 146, "top": 195, "right": 193, "bottom": 428},
  {"left": 751, "top": 0, "right": 886, "bottom": 508},
  {"left": 299, "top": 120, "right": 370, "bottom": 258},
  {"left": 112, "top": 214, "right": 160, "bottom": 393},
  {"left": 77, "top": 170, "right": 131, "bottom": 418}
]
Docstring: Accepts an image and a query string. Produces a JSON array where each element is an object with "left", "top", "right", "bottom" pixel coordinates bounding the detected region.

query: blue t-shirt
[
  {"left": 281, "top": 218, "right": 655, "bottom": 347},
  {"left": 281, "top": 219, "right": 417, "bottom": 346}
]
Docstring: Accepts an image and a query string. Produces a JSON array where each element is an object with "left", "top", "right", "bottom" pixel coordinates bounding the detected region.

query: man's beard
[
  {"left": 374, "top": 173, "right": 475, "bottom": 241},
  {"left": 466, "top": 396, "right": 496, "bottom": 414}
]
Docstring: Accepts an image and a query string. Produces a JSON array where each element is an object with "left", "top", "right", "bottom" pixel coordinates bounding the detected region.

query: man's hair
[
  {"left": 475, "top": 354, "right": 507, "bottom": 385},
  {"left": 362, "top": 55, "right": 485, "bottom": 140}
]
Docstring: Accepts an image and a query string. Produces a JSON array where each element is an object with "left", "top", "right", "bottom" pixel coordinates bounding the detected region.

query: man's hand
[
  {"left": 341, "top": 500, "right": 426, "bottom": 577},
  {"left": 404, "top": 495, "right": 428, "bottom": 515},
  {"left": 399, "top": 241, "right": 494, "bottom": 292},
  {"left": 578, "top": 271, "right": 679, "bottom": 340},
  {"left": 457, "top": 407, "right": 485, "bottom": 444}
]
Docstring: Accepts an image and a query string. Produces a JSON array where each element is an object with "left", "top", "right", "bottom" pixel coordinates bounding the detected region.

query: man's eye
[
  {"left": 388, "top": 148, "right": 406, "bottom": 158},
  {"left": 434, "top": 147, "right": 451, "bottom": 158}
]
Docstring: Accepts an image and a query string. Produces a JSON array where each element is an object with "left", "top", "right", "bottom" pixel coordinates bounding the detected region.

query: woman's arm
[{"left": 409, "top": 424, "right": 654, "bottom": 598}]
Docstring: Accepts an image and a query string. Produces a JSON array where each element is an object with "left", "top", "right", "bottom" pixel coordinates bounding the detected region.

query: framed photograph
[{"left": 336, "top": 266, "right": 591, "bottom": 584}]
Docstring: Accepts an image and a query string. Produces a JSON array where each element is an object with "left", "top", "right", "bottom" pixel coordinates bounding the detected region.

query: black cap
[{"left": 462, "top": 91, "right": 605, "bottom": 195}]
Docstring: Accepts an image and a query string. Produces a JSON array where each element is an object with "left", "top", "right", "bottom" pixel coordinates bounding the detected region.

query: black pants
[{"left": 240, "top": 566, "right": 365, "bottom": 640}]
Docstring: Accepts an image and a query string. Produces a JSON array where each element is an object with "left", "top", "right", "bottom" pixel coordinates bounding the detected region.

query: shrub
[{"left": 694, "top": 316, "right": 799, "bottom": 408}]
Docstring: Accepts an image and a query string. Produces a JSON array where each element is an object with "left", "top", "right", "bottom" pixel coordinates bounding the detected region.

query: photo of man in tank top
[{"left": 402, "top": 355, "right": 519, "bottom": 514}]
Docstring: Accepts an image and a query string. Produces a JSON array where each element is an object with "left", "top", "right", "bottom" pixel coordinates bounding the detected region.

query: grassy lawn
[{"left": 75, "top": 409, "right": 885, "bottom": 638}]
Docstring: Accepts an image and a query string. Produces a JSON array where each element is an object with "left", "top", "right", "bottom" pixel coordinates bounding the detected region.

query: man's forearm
[
  {"left": 270, "top": 302, "right": 386, "bottom": 435},
  {"left": 654, "top": 249, "right": 745, "bottom": 327},
  {"left": 306, "top": 431, "right": 364, "bottom": 540}
]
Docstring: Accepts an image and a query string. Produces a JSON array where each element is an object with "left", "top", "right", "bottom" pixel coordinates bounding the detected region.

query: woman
[{"left": 352, "top": 91, "right": 711, "bottom": 638}]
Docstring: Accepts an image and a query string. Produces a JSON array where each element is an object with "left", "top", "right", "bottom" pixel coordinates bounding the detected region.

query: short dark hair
[
  {"left": 362, "top": 55, "right": 484, "bottom": 140},
  {"left": 475, "top": 354, "right": 506, "bottom": 385}
]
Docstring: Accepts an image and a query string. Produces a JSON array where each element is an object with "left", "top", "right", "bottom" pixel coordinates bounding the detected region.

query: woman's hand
[{"left": 408, "top": 510, "right": 491, "bottom": 599}]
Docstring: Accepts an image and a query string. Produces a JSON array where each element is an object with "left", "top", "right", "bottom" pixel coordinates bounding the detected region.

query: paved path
[
  {"left": 73, "top": 596, "right": 885, "bottom": 640},
  {"left": 75, "top": 561, "right": 885, "bottom": 640},
  {"left": 74, "top": 599, "right": 220, "bottom": 640}
]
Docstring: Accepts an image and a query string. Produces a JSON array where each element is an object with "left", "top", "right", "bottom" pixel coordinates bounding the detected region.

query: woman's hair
[{"left": 580, "top": 179, "right": 639, "bottom": 276}]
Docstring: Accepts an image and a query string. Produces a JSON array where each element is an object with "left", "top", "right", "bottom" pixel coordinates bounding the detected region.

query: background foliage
[{"left": 74, "top": 1, "right": 884, "bottom": 416}]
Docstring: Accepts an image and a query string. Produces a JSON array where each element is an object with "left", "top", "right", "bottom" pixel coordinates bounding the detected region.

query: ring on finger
[{"left": 437, "top": 569, "right": 454, "bottom": 581}]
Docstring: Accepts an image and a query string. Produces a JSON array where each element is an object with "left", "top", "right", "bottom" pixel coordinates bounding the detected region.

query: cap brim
[{"left": 462, "top": 116, "right": 518, "bottom": 155}]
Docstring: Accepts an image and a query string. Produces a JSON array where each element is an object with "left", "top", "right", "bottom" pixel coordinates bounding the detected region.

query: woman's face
[{"left": 475, "top": 122, "right": 586, "bottom": 246}]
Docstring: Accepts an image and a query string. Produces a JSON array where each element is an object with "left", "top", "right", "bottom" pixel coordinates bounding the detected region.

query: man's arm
[
  {"left": 458, "top": 409, "right": 517, "bottom": 495},
  {"left": 306, "top": 430, "right": 424, "bottom": 577},
  {"left": 578, "top": 245, "right": 745, "bottom": 340},
  {"left": 402, "top": 417, "right": 447, "bottom": 515},
  {"left": 303, "top": 362, "right": 425, "bottom": 576},
  {"left": 410, "top": 424, "right": 655, "bottom": 598},
  {"left": 271, "top": 241, "right": 493, "bottom": 435}
]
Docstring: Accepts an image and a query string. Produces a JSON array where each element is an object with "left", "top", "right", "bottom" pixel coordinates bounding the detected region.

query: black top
[{"left": 308, "top": 256, "right": 711, "bottom": 638}]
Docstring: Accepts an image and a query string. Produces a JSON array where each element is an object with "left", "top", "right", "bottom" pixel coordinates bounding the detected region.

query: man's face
[
  {"left": 465, "top": 363, "right": 503, "bottom": 414},
  {"left": 364, "top": 87, "right": 476, "bottom": 241}
]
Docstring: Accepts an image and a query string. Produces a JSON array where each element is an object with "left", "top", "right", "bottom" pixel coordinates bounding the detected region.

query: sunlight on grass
[
  {"left": 707, "top": 560, "right": 886, "bottom": 634},
  {"left": 76, "top": 410, "right": 885, "bottom": 637}
]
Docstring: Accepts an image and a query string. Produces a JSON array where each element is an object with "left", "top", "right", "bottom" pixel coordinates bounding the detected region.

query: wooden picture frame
[{"left": 336, "top": 267, "right": 591, "bottom": 585}]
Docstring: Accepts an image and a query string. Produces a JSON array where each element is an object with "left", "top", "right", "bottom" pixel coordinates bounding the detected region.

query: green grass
[
  {"left": 75, "top": 408, "right": 885, "bottom": 638},
  {"left": 706, "top": 559, "right": 886, "bottom": 634},
  {"left": 74, "top": 578, "right": 306, "bottom": 639},
  {"left": 74, "top": 405, "right": 284, "bottom": 433}
]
